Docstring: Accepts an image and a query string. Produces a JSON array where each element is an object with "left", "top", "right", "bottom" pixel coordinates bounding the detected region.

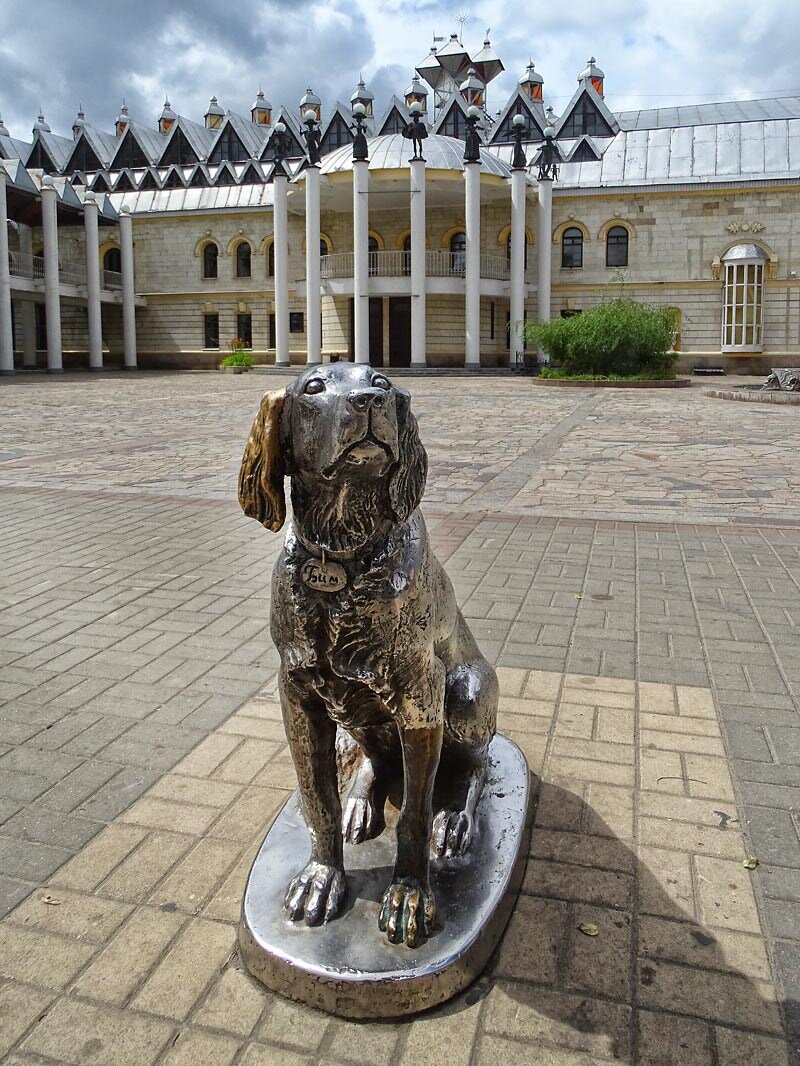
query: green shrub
[
  {"left": 524, "top": 300, "right": 678, "bottom": 378},
  {"left": 220, "top": 340, "right": 254, "bottom": 368}
]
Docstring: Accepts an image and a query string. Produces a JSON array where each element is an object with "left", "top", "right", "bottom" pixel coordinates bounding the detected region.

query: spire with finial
[
  {"left": 115, "top": 101, "right": 130, "bottom": 137},
  {"left": 520, "top": 59, "right": 544, "bottom": 102},
  {"left": 33, "top": 110, "right": 51, "bottom": 133},
  {"left": 578, "top": 56, "right": 605, "bottom": 95},
  {"left": 204, "top": 95, "right": 224, "bottom": 130},
  {"left": 300, "top": 86, "right": 321, "bottom": 121},
  {"left": 350, "top": 75, "right": 374, "bottom": 117},
  {"left": 251, "top": 88, "right": 272, "bottom": 126},
  {"left": 72, "top": 105, "right": 87, "bottom": 140},
  {"left": 159, "top": 97, "right": 177, "bottom": 134}
]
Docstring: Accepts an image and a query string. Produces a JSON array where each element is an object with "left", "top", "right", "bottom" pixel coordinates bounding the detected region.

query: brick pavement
[{"left": 1, "top": 370, "right": 800, "bottom": 1063}]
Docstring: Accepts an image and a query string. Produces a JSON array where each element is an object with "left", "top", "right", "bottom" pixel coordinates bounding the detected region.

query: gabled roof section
[
  {"left": 431, "top": 92, "right": 475, "bottom": 140},
  {"left": 209, "top": 111, "right": 269, "bottom": 164},
  {"left": 111, "top": 123, "right": 164, "bottom": 169},
  {"left": 159, "top": 123, "right": 201, "bottom": 167},
  {"left": 490, "top": 87, "right": 545, "bottom": 145},
  {"left": 319, "top": 103, "right": 354, "bottom": 155},
  {"left": 188, "top": 163, "right": 210, "bottom": 187},
  {"left": 27, "top": 129, "right": 74, "bottom": 172},
  {"left": 113, "top": 169, "right": 137, "bottom": 192},
  {"left": 138, "top": 168, "right": 161, "bottom": 191},
  {"left": 64, "top": 124, "right": 117, "bottom": 174},
  {"left": 260, "top": 108, "right": 306, "bottom": 161},
  {"left": 555, "top": 83, "right": 618, "bottom": 139},
  {"left": 376, "top": 96, "right": 410, "bottom": 136},
  {"left": 239, "top": 160, "right": 265, "bottom": 184},
  {"left": 565, "top": 135, "right": 604, "bottom": 162},
  {"left": 212, "top": 161, "right": 237, "bottom": 186},
  {"left": 90, "top": 171, "right": 111, "bottom": 192},
  {"left": 161, "top": 164, "right": 187, "bottom": 189}
]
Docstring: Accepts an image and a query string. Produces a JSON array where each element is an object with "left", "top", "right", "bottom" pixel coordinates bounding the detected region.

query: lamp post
[
  {"left": 463, "top": 105, "right": 482, "bottom": 368},
  {"left": 272, "top": 121, "right": 290, "bottom": 367},
  {"left": 404, "top": 101, "right": 428, "bottom": 367},
  {"left": 509, "top": 113, "right": 527, "bottom": 368},
  {"left": 536, "top": 126, "right": 559, "bottom": 361},
  {"left": 351, "top": 102, "right": 370, "bottom": 364},
  {"left": 302, "top": 109, "right": 322, "bottom": 365}
]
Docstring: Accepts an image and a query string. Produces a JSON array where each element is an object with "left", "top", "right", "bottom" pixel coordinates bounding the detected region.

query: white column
[
  {"left": 537, "top": 178, "right": 553, "bottom": 331},
  {"left": 118, "top": 205, "right": 137, "bottom": 369},
  {"left": 273, "top": 172, "right": 290, "bottom": 367},
  {"left": 41, "top": 177, "right": 63, "bottom": 373},
  {"left": 304, "top": 165, "right": 321, "bottom": 365},
  {"left": 83, "top": 193, "right": 103, "bottom": 371},
  {"left": 0, "top": 172, "right": 14, "bottom": 375},
  {"left": 510, "top": 167, "right": 527, "bottom": 367},
  {"left": 18, "top": 224, "right": 36, "bottom": 367},
  {"left": 352, "top": 158, "right": 369, "bottom": 364},
  {"left": 409, "top": 157, "right": 426, "bottom": 367},
  {"left": 464, "top": 161, "right": 481, "bottom": 367}
]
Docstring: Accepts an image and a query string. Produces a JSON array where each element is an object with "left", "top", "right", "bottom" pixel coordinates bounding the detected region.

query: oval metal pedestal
[{"left": 239, "top": 734, "right": 532, "bottom": 1018}]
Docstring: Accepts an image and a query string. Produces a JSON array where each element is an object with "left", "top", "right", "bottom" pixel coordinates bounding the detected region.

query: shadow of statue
[{"left": 426, "top": 779, "right": 793, "bottom": 1065}]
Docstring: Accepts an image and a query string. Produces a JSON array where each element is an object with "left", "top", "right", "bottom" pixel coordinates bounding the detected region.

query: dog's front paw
[
  {"left": 284, "top": 861, "right": 346, "bottom": 925},
  {"left": 378, "top": 877, "right": 435, "bottom": 947},
  {"left": 432, "top": 808, "right": 473, "bottom": 859}
]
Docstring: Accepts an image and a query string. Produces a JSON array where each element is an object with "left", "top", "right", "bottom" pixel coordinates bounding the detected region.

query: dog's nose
[{"left": 347, "top": 388, "right": 386, "bottom": 412}]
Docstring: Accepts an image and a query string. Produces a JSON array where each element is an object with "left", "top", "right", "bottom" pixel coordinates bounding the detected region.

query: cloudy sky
[{"left": 1, "top": 0, "right": 798, "bottom": 140}]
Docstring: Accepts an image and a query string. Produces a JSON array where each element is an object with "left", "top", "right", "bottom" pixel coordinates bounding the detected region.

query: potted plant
[{"left": 219, "top": 338, "right": 254, "bottom": 374}]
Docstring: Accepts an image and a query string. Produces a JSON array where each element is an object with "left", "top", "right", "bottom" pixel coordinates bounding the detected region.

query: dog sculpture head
[{"left": 238, "top": 364, "right": 427, "bottom": 549}]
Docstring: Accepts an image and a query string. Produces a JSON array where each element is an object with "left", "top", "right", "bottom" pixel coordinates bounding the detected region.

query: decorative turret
[
  {"left": 159, "top": 98, "right": 177, "bottom": 135},
  {"left": 350, "top": 77, "right": 374, "bottom": 118},
  {"left": 578, "top": 56, "right": 605, "bottom": 96},
  {"left": 251, "top": 89, "right": 272, "bottom": 126},
  {"left": 72, "top": 106, "right": 87, "bottom": 139},
  {"left": 404, "top": 74, "right": 428, "bottom": 112},
  {"left": 205, "top": 96, "right": 224, "bottom": 130},
  {"left": 520, "top": 60, "right": 544, "bottom": 102},
  {"left": 459, "top": 67, "right": 485, "bottom": 108},
  {"left": 300, "top": 87, "right": 321, "bottom": 122},
  {"left": 32, "top": 112, "right": 51, "bottom": 134},
  {"left": 115, "top": 103, "right": 130, "bottom": 137},
  {"left": 471, "top": 35, "right": 504, "bottom": 85}
]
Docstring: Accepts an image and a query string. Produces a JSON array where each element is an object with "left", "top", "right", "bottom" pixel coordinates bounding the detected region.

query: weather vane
[{"left": 456, "top": 12, "right": 471, "bottom": 43}]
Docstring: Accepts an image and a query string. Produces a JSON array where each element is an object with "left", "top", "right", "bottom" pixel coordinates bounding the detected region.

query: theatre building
[{"left": 1, "top": 37, "right": 799, "bottom": 375}]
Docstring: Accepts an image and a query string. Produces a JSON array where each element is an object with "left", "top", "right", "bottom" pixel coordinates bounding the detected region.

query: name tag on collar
[{"left": 301, "top": 558, "right": 348, "bottom": 593}]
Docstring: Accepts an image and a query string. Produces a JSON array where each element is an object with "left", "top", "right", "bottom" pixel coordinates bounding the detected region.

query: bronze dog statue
[{"left": 238, "top": 364, "right": 498, "bottom": 948}]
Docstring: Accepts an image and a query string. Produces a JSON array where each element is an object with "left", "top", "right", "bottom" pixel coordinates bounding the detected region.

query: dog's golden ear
[
  {"left": 238, "top": 388, "right": 286, "bottom": 531},
  {"left": 388, "top": 389, "right": 427, "bottom": 522}
]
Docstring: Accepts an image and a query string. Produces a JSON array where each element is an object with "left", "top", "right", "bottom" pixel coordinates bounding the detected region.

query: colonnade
[
  {"left": 273, "top": 143, "right": 553, "bottom": 369},
  {"left": 0, "top": 172, "right": 137, "bottom": 375}
]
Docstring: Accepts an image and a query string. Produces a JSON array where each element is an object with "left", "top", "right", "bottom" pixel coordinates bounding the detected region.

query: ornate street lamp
[
  {"left": 272, "top": 121, "right": 290, "bottom": 176},
  {"left": 302, "top": 109, "right": 321, "bottom": 165},
  {"left": 402, "top": 101, "right": 428, "bottom": 161},
  {"left": 351, "top": 102, "right": 369, "bottom": 161},
  {"left": 537, "top": 126, "right": 560, "bottom": 182},
  {"left": 511, "top": 113, "right": 527, "bottom": 170},
  {"left": 463, "top": 104, "right": 482, "bottom": 164}
]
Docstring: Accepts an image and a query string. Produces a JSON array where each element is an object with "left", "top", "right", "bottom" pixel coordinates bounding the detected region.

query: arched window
[
  {"left": 505, "top": 233, "right": 528, "bottom": 269},
  {"left": 267, "top": 242, "right": 275, "bottom": 277},
  {"left": 403, "top": 233, "right": 412, "bottom": 252},
  {"left": 606, "top": 225, "right": 629, "bottom": 268},
  {"left": 561, "top": 227, "right": 583, "bottom": 269},
  {"left": 202, "top": 242, "right": 219, "bottom": 279},
  {"left": 402, "top": 233, "right": 412, "bottom": 275},
  {"left": 235, "top": 241, "right": 252, "bottom": 278},
  {"left": 721, "top": 244, "right": 767, "bottom": 352},
  {"left": 103, "top": 247, "right": 121, "bottom": 274},
  {"left": 450, "top": 231, "right": 466, "bottom": 274},
  {"left": 320, "top": 236, "right": 330, "bottom": 256}
]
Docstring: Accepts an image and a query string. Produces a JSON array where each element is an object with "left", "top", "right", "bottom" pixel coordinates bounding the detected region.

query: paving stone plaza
[{"left": 1, "top": 370, "right": 799, "bottom": 1065}]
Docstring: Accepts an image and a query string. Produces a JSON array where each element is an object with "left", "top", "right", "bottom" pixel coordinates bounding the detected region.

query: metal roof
[
  {"left": 317, "top": 132, "right": 512, "bottom": 177},
  {"left": 554, "top": 118, "right": 800, "bottom": 188},
  {"left": 107, "top": 182, "right": 274, "bottom": 215},
  {"left": 617, "top": 96, "right": 800, "bottom": 130}
]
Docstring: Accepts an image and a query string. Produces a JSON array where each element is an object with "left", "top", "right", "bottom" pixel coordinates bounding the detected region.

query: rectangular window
[
  {"left": 237, "top": 313, "right": 252, "bottom": 349},
  {"left": 505, "top": 311, "right": 510, "bottom": 350},
  {"left": 203, "top": 313, "right": 219, "bottom": 349},
  {"left": 35, "top": 303, "right": 47, "bottom": 350},
  {"left": 289, "top": 311, "right": 304, "bottom": 334},
  {"left": 490, "top": 301, "right": 495, "bottom": 340},
  {"left": 269, "top": 313, "right": 276, "bottom": 349}
]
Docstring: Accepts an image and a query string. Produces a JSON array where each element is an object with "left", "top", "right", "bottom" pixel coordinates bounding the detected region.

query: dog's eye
[
  {"left": 304, "top": 378, "right": 325, "bottom": 395},
  {"left": 372, "top": 376, "right": 390, "bottom": 391}
]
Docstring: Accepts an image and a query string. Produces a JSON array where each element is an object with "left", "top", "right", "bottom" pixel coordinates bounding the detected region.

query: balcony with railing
[
  {"left": 9, "top": 252, "right": 124, "bottom": 292},
  {"left": 319, "top": 250, "right": 511, "bottom": 281}
]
